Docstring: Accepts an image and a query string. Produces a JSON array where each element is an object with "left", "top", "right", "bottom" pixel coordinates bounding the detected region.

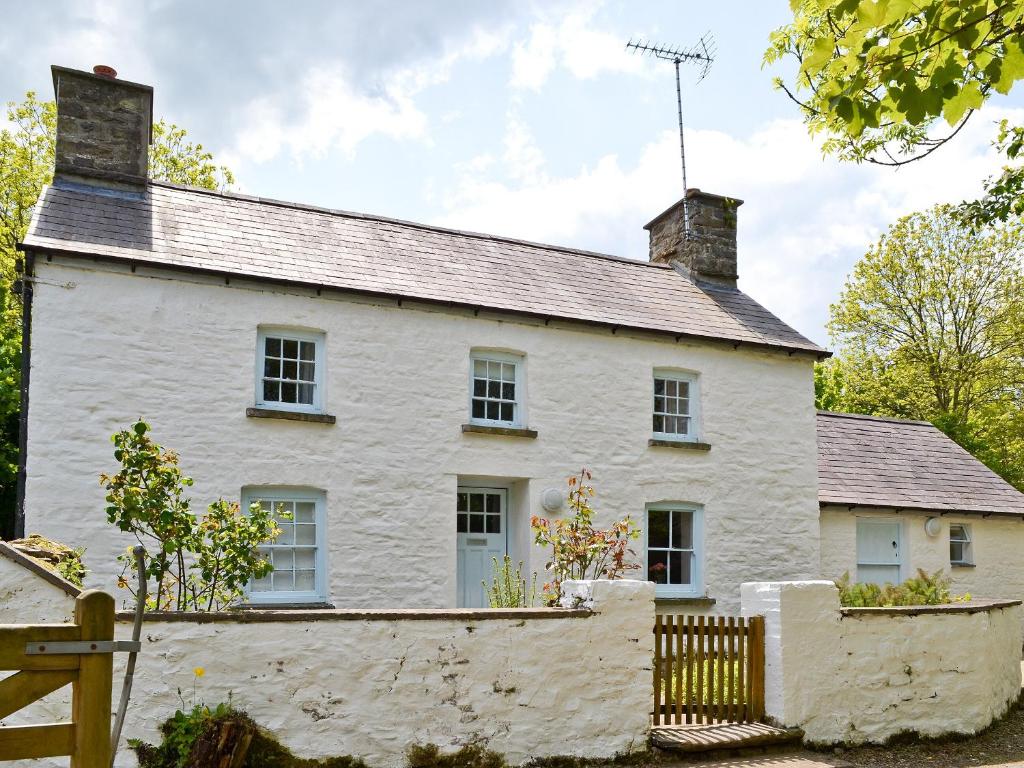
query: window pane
[
  {"left": 678, "top": 381, "right": 690, "bottom": 398},
  {"left": 265, "top": 337, "right": 281, "bottom": 356},
  {"left": 666, "top": 399, "right": 677, "bottom": 414},
  {"left": 653, "top": 415, "right": 664, "bottom": 433},
  {"left": 283, "top": 339, "right": 298, "bottom": 358},
  {"left": 474, "top": 359, "right": 488, "bottom": 376},
  {"left": 654, "top": 378, "right": 665, "bottom": 395},
  {"left": 473, "top": 379, "right": 486, "bottom": 396},
  {"left": 263, "top": 381, "right": 280, "bottom": 402},
  {"left": 675, "top": 551, "right": 692, "bottom": 585},
  {"left": 672, "top": 511, "right": 693, "bottom": 549},
  {"left": 264, "top": 358, "right": 279, "bottom": 377},
  {"left": 470, "top": 514, "right": 484, "bottom": 533},
  {"left": 472, "top": 400, "right": 485, "bottom": 418},
  {"left": 486, "top": 494, "right": 500, "bottom": 512},
  {"left": 295, "top": 549, "right": 316, "bottom": 569},
  {"left": 500, "top": 403, "right": 513, "bottom": 421},
  {"left": 678, "top": 398, "right": 690, "bottom": 416},
  {"left": 273, "top": 549, "right": 294, "bottom": 572},
  {"left": 654, "top": 396, "right": 665, "bottom": 412},
  {"left": 299, "top": 341, "right": 315, "bottom": 361},
  {"left": 281, "top": 382, "right": 297, "bottom": 402},
  {"left": 648, "top": 510, "right": 669, "bottom": 548},
  {"left": 457, "top": 493, "right": 468, "bottom": 512},
  {"left": 487, "top": 401, "right": 499, "bottom": 420},
  {"left": 297, "top": 383, "right": 314, "bottom": 404},
  {"left": 668, "top": 550, "right": 682, "bottom": 584},
  {"left": 648, "top": 551, "right": 668, "bottom": 584},
  {"left": 487, "top": 380, "right": 501, "bottom": 398},
  {"left": 295, "top": 525, "right": 316, "bottom": 545},
  {"left": 666, "top": 380, "right": 677, "bottom": 397},
  {"left": 486, "top": 515, "right": 500, "bottom": 533},
  {"left": 501, "top": 382, "right": 515, "bottom": 400},
  {"left": 282, "top": 360, "right": 298, "bottom": 380},
  {"left": 252, "top": 574, "right": 272, "bottom": 591},
  {"left": 951, "top": 542, "right": 964, "bottom": 562},
  {"left": 457, "top": 514, "right": 467, "bottom": 533},
  {"left": 299, "top": 362, "right": 315, "bottom": 381},
  {"left": 294, "top": 502, "right": 315, "bottom": 522},
  {"left": 469, "top": 494, "right": 483, "bottom": 512},
  {"left": 294, "top": 570, "right": 315, "bottom": 591},
  {"left": 275, "top": 525, "right": 294, "bottom": 546},
  {"left": 272, "top": 570, "right": 294, "bottom": 591},
  {"left": 502, "top": 363, "right": 515, "bottom": 381}
]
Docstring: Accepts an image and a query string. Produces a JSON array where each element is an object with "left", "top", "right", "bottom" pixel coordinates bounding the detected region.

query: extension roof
[
  {"left": 21, "top": 180, "right": 825, "bottom": 355},
  {"left": 817, "top": 411, "right": 1024, "bottom": 516}
]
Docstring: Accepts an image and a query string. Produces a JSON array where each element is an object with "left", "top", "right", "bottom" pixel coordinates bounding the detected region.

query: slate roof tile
[
  {"left": 22, "top": 181, "right": 825, "bottom": 354},
  {"left": 817, "top": 411, "right": 1024, "bottom": 515}
]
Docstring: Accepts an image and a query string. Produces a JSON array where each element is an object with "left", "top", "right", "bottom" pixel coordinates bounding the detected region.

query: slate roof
[
  {"left": 21, "top": 181, "right": 825, "bottom": 355},
  {"left": 817, "top": 411, "right": 1024, "bottom": 516}
]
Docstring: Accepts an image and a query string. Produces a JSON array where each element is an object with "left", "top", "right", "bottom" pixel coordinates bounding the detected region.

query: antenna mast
[{"left": 626, "top": 34, "right": 715, "bottom": 236}]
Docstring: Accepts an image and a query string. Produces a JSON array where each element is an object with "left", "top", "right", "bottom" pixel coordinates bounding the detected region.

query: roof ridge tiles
[{"left": 816, "top": 410, "right": 934, "bottom": 427}]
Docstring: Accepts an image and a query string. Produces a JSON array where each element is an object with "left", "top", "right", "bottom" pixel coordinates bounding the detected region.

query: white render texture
[
  {"left": 24, "top": 259, "right": 821, "bottom": 612},
  {"left": 0, "top": 545, "right": 77, "bottom": 624},
  {"left": 742, "top": 580, "right": 1023, "bottom": 745}
]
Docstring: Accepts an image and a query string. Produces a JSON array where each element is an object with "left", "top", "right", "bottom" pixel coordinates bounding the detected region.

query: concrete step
[{"left": 651, "top": 722, "right": 805, "bottom": 755}]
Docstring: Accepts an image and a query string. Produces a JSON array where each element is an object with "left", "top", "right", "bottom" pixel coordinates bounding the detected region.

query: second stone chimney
[
  {"left": 52, "top": 65, "right": 153, "bottom": 189},
  {"left": 645, "top": 189, "right": 742, "bottom": 288}
]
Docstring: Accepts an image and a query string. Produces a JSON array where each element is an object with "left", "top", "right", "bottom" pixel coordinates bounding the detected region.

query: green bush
[
  {"left": 483, "top": 555, "right": 537, "bottom": 608},
  {"left": 836, "top": 568, "right": 970, "bottom": 607},
  {"left": 407, "top": 744, "right": 506, "bottom": 768}
]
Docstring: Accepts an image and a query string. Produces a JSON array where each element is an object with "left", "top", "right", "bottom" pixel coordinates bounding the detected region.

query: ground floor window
[
  {"left": 856, "top": 518, "right": 902, "bottom": 585},
  {"left": 950, "top": 523, "right": 973, "bottom": 566},
  {"left": 646, "top": 504, "right": 702, "bottom": 597},
  {"left": 243, "top": 487, "right": 326, "bottom": 604}
]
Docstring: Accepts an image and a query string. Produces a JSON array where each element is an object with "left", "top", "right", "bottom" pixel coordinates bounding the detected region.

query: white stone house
[{"left": 12, "top": 65, "right": 1024, "bottom": 614}]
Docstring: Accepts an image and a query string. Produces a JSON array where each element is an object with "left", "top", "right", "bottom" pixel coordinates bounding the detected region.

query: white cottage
[{"left": 13, "top": 65, "right": 1024, "bottom": 614}]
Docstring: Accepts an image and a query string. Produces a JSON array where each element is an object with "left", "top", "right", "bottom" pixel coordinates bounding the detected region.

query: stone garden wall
[
  {"left": 0, "top": 574, "right": 654, "bottom": 768},
  {"left": 742, "top": 580, "right": 1023, "bottom": 745}
]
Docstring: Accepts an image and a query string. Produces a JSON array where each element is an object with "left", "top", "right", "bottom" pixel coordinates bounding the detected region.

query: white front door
[
  {"left": 457, "top": 487, "right": 507, "bottom": 608},
  {"left": 856, "top": 519, "right": 902, "bottom": 585}
]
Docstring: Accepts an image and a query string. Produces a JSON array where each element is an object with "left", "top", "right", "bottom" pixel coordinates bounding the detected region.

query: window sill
[
  {"left": 951, "top": 562, "right": 976, "bottom": 569},
  {"left": 246, "top": 407, "right": 336, "bottom": 424},
  {"left": 655, "top": 595, "right": 716, "bottom": 606},
  {"left": 236, "top": 601, "right": 335, "bottom": 610},
  {"left": 461, "top": 423, "right": 538, "bottom": 439},
  {"left": 648, "top": 438, "right": 711, "bottom": 451}
]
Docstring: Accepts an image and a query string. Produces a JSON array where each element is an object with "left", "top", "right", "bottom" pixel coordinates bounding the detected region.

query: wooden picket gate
[
  {"left": 653, "top": 614, "right": 765, "bottom": 726},
  {"left": 0, "top": 590, "right": 115, "bottom": 766}
]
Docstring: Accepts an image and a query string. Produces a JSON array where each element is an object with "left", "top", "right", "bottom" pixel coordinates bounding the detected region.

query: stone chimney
[
  {"left": 645, "top": 189, "right": 743, "bottom": 288},
  {"left": 52, "top": 65, "right": 153, "bottom": 189}
]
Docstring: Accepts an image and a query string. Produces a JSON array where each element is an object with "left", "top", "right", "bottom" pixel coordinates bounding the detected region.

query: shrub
[
  {"left": 530, "top": 468, "right": 640, "bottom": 602},
  {"left": 407, "top": 744, "right": 506, "bottom": 768},
  {"left": 483, "top": 555, "right": 537, "bottom": 608},
  {"left": 101, "top": 419, "right": 283, "bottom": 611},
  {"left": 836, "top": 568, "right": 970, "bottom": 607}
]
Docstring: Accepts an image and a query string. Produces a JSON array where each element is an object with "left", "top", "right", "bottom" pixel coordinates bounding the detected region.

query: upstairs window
[
  {"left": 256, "top": 329, "right": 324, "bottom": 413},
  {"left": 653, "top": 371, "right": 699, "bottom": 440},
  {"left": 950, "top": 524, "right": 973, "bottom": 566},
  {"left": 646, "top": 504, "right": 703, "bottom": 597},
  {"left": 470, "top": 351, "right": 524, "bottom": 426}
]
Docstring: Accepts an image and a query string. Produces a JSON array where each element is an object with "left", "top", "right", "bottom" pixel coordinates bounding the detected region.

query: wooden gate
[
  {"left": 653, "top": 613, "right": 765, "bottom": 725},
  {"left": 0, "top": 590, "right": 115, "bottom": 766}
]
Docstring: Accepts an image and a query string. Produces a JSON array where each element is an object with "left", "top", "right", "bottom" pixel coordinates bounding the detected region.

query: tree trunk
[{"left": 186, "top": 716, "right": 255, "bottom": 768}]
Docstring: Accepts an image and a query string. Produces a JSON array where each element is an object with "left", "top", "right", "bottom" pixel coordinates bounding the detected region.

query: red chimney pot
[{"left": 92, "top": 65, "right": 117, "bottom": 79}]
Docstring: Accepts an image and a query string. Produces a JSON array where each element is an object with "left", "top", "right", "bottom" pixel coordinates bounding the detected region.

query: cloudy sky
[{"left": 3, "top": 0, "right": 1022, "bottom": 346}]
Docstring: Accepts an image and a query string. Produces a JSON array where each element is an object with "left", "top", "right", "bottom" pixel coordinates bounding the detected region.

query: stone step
[{"left": 651, "top": 722, "right": 805, "bottom": 754}]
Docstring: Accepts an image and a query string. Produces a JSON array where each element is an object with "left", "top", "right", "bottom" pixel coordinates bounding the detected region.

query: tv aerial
[{"left": 626, "top": 34, "right": 715, "bottom": 235}]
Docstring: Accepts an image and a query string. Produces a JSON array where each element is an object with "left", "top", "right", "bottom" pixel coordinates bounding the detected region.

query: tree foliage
[
  {"left": 0, "top": 91, "right": 233, "bottom": 536},
  {"left": 101, "top": 420, "right": 281, "bottom": 611},
  {"left": 819, "top": 205, "right": 1024, "bottom": 489},
  {"left": 767, "top": 0, "right": 1024, "bottom": 223}
]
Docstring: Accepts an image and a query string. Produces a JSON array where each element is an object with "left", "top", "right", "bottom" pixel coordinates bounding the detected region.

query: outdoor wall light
[
  {"left": 924, "top": 517, "right": 942, "bottom": 537},
  {"left": 540, "top": 487, "right": 564, "bottom": 513}
]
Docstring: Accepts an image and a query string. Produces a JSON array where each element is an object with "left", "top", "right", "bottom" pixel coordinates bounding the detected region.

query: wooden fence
[
  {"left": 653, "top": 614, "right": 765, "bottom": 726},
  {"left": 0, "top": 590, "right": 114, "bottom": 766}
]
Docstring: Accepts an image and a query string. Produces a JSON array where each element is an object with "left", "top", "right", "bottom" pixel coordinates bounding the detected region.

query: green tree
[
  {"left": 822, "top": 205, "right": 1024, "bottom": 489},
  {"left": 0, "top": 92, "right": 233, "bottom": 537},
  {"left": 766, "top": 0, "right": 1024, "bottom": 223}
]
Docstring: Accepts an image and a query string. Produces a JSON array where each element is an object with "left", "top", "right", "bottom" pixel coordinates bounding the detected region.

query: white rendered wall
[
  {"left": 24, "top": 259, "right": 821, "bottom": 611},
  {"left": 820, "top": 507, "right": 1024, "bottom": 615},
  {"left": 741, "top": 580, "right": 1023, "bottom": 744}
]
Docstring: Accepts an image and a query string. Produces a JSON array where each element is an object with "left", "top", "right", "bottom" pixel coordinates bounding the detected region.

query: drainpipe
[{"left": 13, "top": 249, "right": 33, "bottom": 539}]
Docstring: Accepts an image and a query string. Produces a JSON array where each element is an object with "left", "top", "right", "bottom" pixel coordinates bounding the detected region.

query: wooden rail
[
  {"left": 653, "top": 613, "right": 765, "bottom": 725},
  {"left": 0, "top": 590, "right": 114, "bottom": 766}
]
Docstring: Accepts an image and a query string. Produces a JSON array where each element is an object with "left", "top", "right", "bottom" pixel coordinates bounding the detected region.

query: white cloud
[
  {"left": 510, "top": 5, "right": 643, "bottom": 91},
  {"left": 434, "top": 110, "right": 1020, "bottom": 346}
]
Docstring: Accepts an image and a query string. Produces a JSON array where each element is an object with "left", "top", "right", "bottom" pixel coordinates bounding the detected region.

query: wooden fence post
[{"left": 71, "top": 590, "right": 114, "bottom": 768}]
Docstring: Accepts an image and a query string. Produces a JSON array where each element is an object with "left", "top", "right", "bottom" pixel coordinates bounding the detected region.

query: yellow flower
[{"left": 193, "top": 667, "right": 205, "bottom": 678}]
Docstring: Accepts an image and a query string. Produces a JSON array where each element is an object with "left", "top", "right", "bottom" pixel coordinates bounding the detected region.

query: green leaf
[{"left": 942, "top": 80, "right": 984, "bottom": 125}]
